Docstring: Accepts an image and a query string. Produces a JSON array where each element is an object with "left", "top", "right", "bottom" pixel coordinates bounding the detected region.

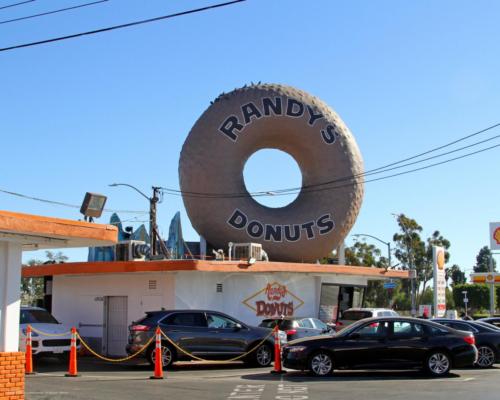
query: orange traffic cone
[
  {"left": 150, "top": 327, "right": 164, "bottom": 379},
  {"left": 65, "top": 327, "right": 79, "bottom": 377},
  {"left": 271, "top": 325, "right": 285, "bottom": 374},
  {"left": 25, "top": 325, "right": 35, "bottom": 375}
]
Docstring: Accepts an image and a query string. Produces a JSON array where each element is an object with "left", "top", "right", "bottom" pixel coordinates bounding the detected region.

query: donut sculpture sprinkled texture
[{"left": 179, "top": 83, "right": 364, "bottom": 262}]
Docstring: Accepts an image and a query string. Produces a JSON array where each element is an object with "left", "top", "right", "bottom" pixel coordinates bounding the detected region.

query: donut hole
[{"left": 243, "top": 149, "right": 302, "bottom": 208}]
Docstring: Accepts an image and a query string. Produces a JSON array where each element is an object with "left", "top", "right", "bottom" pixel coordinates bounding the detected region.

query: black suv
[{"left": 126, "top": 310, "right": 275, "bottom": 367}]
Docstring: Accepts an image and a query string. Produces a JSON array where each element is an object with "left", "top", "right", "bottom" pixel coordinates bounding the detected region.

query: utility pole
[
  {"left": 149, "top": 187, "right": 161, "bottom": 257},
  {"left": 109, "top": 183, "right": 169, "bottom": 259}
]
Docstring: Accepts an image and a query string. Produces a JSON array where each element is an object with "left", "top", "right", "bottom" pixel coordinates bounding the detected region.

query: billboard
[
  {"left": 433, "top": 246, "right": 447, "bottom": 317},
  {"left": 489, "top": 222, "right": 500, "bottom": 250}
]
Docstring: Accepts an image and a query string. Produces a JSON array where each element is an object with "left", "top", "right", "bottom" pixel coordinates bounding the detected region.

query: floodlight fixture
[{"left": 80, "top": 192, "right": 107, "bottom": 221}]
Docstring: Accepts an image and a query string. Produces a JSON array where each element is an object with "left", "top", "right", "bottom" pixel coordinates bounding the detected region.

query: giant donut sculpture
[{"left": 179, "top": 83, "right": 364, "bottom": 263}]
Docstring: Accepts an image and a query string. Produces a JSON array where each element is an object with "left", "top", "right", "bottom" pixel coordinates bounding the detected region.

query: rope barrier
[
  {"left": 159, "top": 327, "right": 276, "bottom": 363},
  {"left": 77, "top": 333, "right": 155, "bottom": 363},
  {"left": 28, "top": 324, "right": 277, "bottom": 366}
]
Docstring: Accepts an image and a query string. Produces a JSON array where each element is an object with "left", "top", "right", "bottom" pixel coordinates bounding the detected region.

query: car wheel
[
  {"left": 425, "top": 351, "right": 451, "bottom": 377},
  {"left": 251, "top": 343, "right": 273, "bottom": 367},
  {"left": 147, "top": 344, "right": 174, "bottom": 368},
  {"left": 476, "top": 345, "right": 496, "bottom": 368},
  {"left": 309, "top": 351, "right": 334, "bottom": 376}
]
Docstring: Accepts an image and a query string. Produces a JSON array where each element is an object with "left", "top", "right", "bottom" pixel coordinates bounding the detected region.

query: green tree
[
  {"left": 344, "top": 240, "right": 396, "bottom": 308},
  {"left": 473, "top": 246, "right": 496, "bottom": 273},
  {"left": 446, "top": 264, "right": 466, "bottom": 286},
  {"left": 21, "top": 251, "right": 68, "bottom": 305},
  {"left": 452, "top": 284, "right": 491, "bottom": 312},
  {"left": 345, "top": 241, "right": 384, "bottom": 268},
  {"left": 392, "top": 214, "right": 451, "bottom": 307}
]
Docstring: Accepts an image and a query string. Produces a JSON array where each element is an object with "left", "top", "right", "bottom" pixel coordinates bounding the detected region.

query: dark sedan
[
  {"left": 127, "top": 310, "right": 276, "bottom": 368},
  {"left": 283, "top": 317, "right": 477, "bottom": 377},
  {"left": 432, "top": 318, "right": 500, "bottom": 368},
  {"left": 259, "top": 317, "right": 334, "bottom": 341},
  {"left": 478, "top": 317, "right": 500, "bottom": 329}
]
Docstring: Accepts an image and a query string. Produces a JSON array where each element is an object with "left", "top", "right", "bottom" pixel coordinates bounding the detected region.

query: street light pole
[
  {"left": 352, "top": 233, "right": 391, "bottom": 269},
  {"left": 109, "top": 183, "right": 164, "bottom": 257}
]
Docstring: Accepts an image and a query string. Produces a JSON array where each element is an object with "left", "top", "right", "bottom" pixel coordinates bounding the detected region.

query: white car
[
  {"left": 335, "top": 308, "right": 399, "bottom": 330},
  {"left": 19, "top": 306, "right": 77, "bottom": 359}
]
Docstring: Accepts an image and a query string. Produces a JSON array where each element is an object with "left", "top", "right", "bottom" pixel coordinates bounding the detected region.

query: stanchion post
[
  {"left": 25, "top": 325, "right": 35, "bottom": 375},
  {"left": 270, "top": 325, "right": 285, "bottom": 374},
  {"left": 65, "top": 327, "right": 79, "bottom": 377},
  {"left": 150, "top": 326, "right": 164, "bottom": 380}
]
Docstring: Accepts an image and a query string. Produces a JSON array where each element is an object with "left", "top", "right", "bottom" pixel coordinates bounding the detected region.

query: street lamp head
[{"left": 108, "top": 183, "right": 118, "bottom": 187}]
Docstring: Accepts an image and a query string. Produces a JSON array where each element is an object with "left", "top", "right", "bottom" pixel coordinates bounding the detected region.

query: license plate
[{"left": 53, "top": 349, "right": 64, "bottom": 354}]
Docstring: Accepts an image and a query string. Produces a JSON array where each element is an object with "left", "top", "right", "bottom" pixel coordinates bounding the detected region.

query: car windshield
[
  {"left": 20, "top": 309, "right": 59, "bottom": 324},
  {"left": 342, "top": 311, "right": 372, "bottom": 320}
]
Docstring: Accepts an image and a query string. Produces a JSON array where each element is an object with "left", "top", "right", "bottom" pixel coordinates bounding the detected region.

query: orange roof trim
[
  {"left": 0, "top": 210, "right": 117, "bottom": 250},
  {"left": 22, "top": 259, "right": 409, "bottom": 279}
]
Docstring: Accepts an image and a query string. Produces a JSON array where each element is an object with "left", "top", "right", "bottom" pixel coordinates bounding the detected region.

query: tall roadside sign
[
  {"left": 433, "top": 246, "right": 447, "bottom": 317},
  {"left": 490, "top": 222, "right": 500, "bottom": 250}
]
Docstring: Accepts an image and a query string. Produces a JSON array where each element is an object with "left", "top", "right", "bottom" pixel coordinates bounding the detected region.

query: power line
[
  {"left": 164, "top": 121, "right": 500, "bottom": 198},
  {"left": 0, "top": 0, "right": 246, "bottom": 52},
  {"left": 0, "top": 0, "right": 108, "bottom": 25},
  {"left": 168, "top": 138, "right": 500, "bottom": 199},
  {"left": 0, "top": 0, "right": 34, "bottom": 11},
  {"left": 0, "top": 188, "right": 148, "bottom": 214}
]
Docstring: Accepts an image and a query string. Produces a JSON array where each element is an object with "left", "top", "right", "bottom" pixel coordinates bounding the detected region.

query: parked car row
[{"left": 19, "top": 305, "right": 500, "bottom": 379}]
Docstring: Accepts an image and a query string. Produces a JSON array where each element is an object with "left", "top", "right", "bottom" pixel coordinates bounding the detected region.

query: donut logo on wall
[{"left": 179, "top": 83, "right": 364, "bottom": 262}]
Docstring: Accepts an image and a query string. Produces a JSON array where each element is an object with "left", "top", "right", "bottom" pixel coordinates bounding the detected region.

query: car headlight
[{"left": 287, "top": 346, "right": 307, "bottom": 353}]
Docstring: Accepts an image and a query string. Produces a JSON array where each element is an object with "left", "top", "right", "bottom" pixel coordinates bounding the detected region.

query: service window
[
  {"left": 163, "top": 312, "right": 207, "bottom": 327},
  {"left": 206, "top": 313, "right": 238, "bottom": 329}
]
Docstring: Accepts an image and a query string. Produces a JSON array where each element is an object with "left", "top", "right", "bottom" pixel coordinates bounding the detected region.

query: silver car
[{"left": 336, "top": 308, "right": 399, "bottom": 331}]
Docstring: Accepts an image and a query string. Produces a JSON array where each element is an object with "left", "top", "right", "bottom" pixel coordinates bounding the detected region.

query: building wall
[
  {"left": 51, "top": 271, "right": 369, "bottom": 354},
  {"left": 174, "top": 272, "right": 368, "bottom": 326},
  {"left": 52, "top": 273, "right": 175, "bottom": 352}
]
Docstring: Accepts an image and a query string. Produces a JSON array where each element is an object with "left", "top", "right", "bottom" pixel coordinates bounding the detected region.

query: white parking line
[
  {"left": 227, "top": 384, "right": 265, "bottom": 399},
  {"left": 276, "top": 384, "right": 309, "bottom": 400}
]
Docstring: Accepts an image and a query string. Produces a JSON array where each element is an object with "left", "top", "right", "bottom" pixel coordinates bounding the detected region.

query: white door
[{"left": 104, "top": 296, "right": 128, "bottom": 356}]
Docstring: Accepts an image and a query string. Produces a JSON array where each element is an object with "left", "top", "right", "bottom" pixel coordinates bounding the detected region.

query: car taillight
[
  {"left": 463, "top": 335, "right": 475, "bottom": 345},
  {"left": 130, "top": 325, "right": 150, "bottom": 332},
  {"left": 286, "top": 329, "right": 297, "bottom": 336}
]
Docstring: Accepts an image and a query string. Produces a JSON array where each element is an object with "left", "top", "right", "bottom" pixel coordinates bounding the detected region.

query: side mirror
[
  {"left": 234, "top": 323, "right": 242, "bottom": 331},
  {"left": 349, "top": 332, "right": 361, "bottom": 340}
]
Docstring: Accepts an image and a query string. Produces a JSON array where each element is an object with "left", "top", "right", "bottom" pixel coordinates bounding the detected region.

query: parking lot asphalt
[{"left": 26, "top": 357, "right": 500, "bottom": 400}]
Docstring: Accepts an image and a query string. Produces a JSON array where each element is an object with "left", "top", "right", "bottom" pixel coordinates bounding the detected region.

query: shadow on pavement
[
  {"left": 31, "top": 356, "right": 267, "bottom": 374},
  {"left": 240, "top": 369, "right": 462, "bottom": 382}
]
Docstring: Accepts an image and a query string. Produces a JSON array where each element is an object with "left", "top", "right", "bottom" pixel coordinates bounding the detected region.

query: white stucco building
[{"left": 23, "top": 260, "right": 407, "bottom": 356}]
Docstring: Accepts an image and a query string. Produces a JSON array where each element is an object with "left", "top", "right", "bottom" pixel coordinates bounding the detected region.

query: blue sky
[{"left": 1, "top": 0, "right": 499, "bottom": 276}]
